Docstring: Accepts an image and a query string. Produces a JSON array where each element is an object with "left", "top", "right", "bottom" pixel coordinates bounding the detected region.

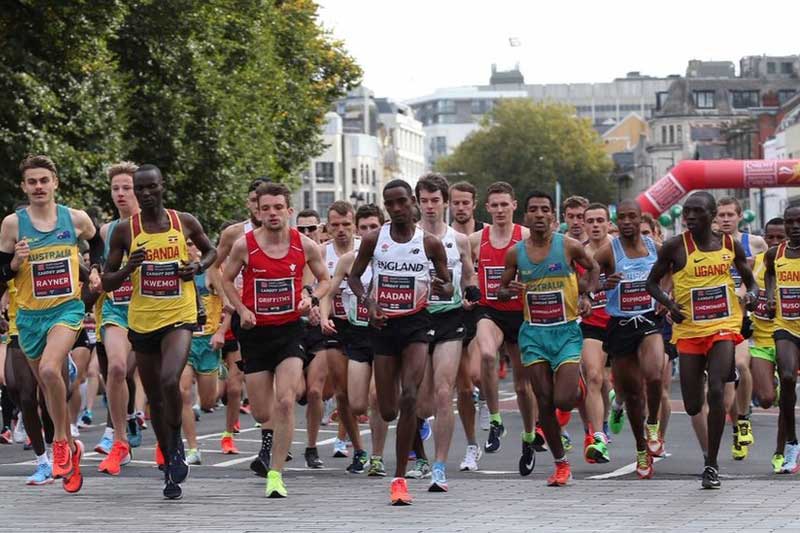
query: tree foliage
[
  {"left": 0, "top": 0, "right": 361, "bottom": 233},
  {"left": 436, "top": 100, "right": 614, "bottom": 220}
]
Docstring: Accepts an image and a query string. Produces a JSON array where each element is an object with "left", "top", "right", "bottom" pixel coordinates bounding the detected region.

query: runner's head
[
  {"left": 415, "top": 173, "right": 449, "bottom": 224},
  {"left": 383, "top": 179, "right": 416, "bottom": 225},
  {"left": 19, "top": 154, "right": 58, "bottom": 206},
  {"left": 608, "top": 222, "right": 619, "bottom": 237},
  {"left": 715, "top": 197, "right": 742, "bottom": 236},
  {"left": 133, "top": 164, "right": 165, "bottom": 210},
  {"left": 449, "top": 181, "right": 477, "bottom": 225},
  {"left": 327, "top": 201, "right": 355, "bottom": 246},
  {"left": 485, "top": 181, "right": 516, "bottom": 226},
  {"left": 296, "top": 209, "right": 321, "bottom": 243},
  {"left": 523, "top": 190, "right": 554, "bottom": 237},
  {"left": 247, "top": 177, "right": 270, "bottom": 221},
  {"left": 783, "top": 205, "right": 800, "bottom": 246},
  {"left": 584, "top": 202, "right": 610, "bottom": 243},
  {"left": 107, "top": 161, "right": 139, "bottom": 214},
  {"left": 562, "top": 195, "right": 588, "bottom": 239},
  {"left": 764, "top": 217, "right": 786, "bottom": 248},
  {"left": 616, "top": 199, "right": 641, "bottom": 240},
  {"left": 683, "top": 191, "right": 716, "bottom": 235},
  {"left": 255, "top": 182, "right": 293, "bottom": 232},
  {"left": 640, "top": 212, "right": 661, "bottom": 243},
  {"left": 355, "top": 203, "right": 384, "bottom": 238}
]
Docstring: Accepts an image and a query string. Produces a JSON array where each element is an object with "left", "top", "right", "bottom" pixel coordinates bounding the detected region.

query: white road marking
[{"left": 587, "top": 453, "right": 671, "bottom": 480}]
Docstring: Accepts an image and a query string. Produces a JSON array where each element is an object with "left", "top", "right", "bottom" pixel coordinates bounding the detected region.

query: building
[
  {"left": 376, "top": 98, "right": 425, "bottom": 190},
  {"left": 762, "top": 93, "right": 800, "bottom": 217}
]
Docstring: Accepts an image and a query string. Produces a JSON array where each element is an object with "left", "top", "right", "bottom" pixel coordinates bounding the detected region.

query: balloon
[
  {"left": 658, "top": 213, "right": 673, "bottom": 227},
  {"left": 670, "top": 205, "right": 683, "bottom": 218},
  {"left": 743, "top": 209, "right": 756, "bottom": 223},
  {"left": 559, "top": 222, "right": 568, "bottom": 233}
]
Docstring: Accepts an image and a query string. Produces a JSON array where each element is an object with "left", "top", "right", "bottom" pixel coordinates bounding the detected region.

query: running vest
[
  {"left": 224, "top": 220, "right": 256, "bottom": 342},
  {"left": 427, "top": 226, "right": 462, "bottom": 313},
  {"left": 326, "top": 239, "right": 359, "bottom": 319},
  {"left": 14, "top": 205, "right": 81, "bottom": 311},
  {"left": 193, "top": 271, "right": 222, "bottom": 336},
  {"left": 730, "top": 232, "right": 752, "bottom": 289},
  {"left": 478, "top": 224, "right": 523, "bottom": 311},
  {"left": 128, "top": 210, "right": 197, "bottom": 333},
  {"left": 773, "top": 242, "right": 800, "bottom": 335},
  {"left": 345, "top": 258, "right": 372, "bottom": 328},
  {"left": 671, "top": 232, "right": 742, "bottom": 342},
  {"left": 517, "top": 234, "right": 579, "bottom": 326},
  {"left": 106, "top": 219, "right": 134, "bottom": 306},
  {"left": 750, "top": 252, "right": 774, "bottom": 347},
  {"left": 605, "top": 236, "right": 658, "bottom": 318},
  {"left": 241, "top": 228, "right": 306, "bottom": 326},
  {"left": 370, "top": 224, "right": 429, "bottom": 318}
]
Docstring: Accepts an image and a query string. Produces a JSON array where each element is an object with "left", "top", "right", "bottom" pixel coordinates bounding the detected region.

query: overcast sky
[{"left": 317, "top": 0, "right": 799, "bottom": 101}]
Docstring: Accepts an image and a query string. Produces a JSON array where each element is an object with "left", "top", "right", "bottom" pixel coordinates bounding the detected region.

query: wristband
[
  {"left": 310, "top": 296, "right": 320, "bottom": 307},
  {"left": 464, "top": 285, "right": 481, "bottom": 302}
]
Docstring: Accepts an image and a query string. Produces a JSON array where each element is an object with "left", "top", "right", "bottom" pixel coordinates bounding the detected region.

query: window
[
  {"left": 315, "top": 161, "right": 334, "bottom": 183},
  {"left": 693, "top": 90, "right": 715, "bottom": 109},
  {"left": 676, "top": 124, "right": 683, "bottom": 144},
  {"left": 351, "top": 168, "right": 357, "bottom": 185},
  {"left": 436, "top": 100, "right": 455, "bottom": 114},
  {"left": 303, "top": 191, "right": 311, "bottom": 210},
  {"left": 434, "top": 136, "right": 447, "bottom": 155},
  {"left": 732, "top": 90, "right": 760, "bottom": 109},
  {"left": 780, "top": 90, "right": 797, "bottom": 105},
  {"left": 668, "top": 125, "right": 674, "bottom": 144},
  {"left": 372, "top": 169, "right": 376, "bottom": 187},
  {"left": 782, "top": 62, "right": 794, "bottom": 75},
  {"left": 360, "top": 164, "right": 365, "bottom": 185},
  {"left": 316, "top": 192, "right": 335, "bottom": 217},
  {"left": 470, "top": 99, "right": 484, "bottom": 114},
  {"left": 768, "top": 62, "right": 776, "bottom": 74},
  {"left": 661, "top": 126, "right": 667, "bottom": 144}
]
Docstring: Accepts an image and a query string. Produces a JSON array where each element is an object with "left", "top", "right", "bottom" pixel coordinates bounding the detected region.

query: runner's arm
[
  {"left": 645, "top": 236, "right": 680, "bottom": 309},
  {"left": 456, "top": 232, "right": 477, "bottom": 289},
  {"left": 424, "top": 233, "right": 453, "bottom": 299},
  {"left": 180, "top": 213, "right": 217, "bottom": 275},
  {"left": 566, "top": 236, "right": 599, "bottom": 296},
  {"left": 320, "top": 252, "right": 353, "bottom": 326},
  {"left": 594, "top": 242, "right": 616, "bottom": 281},
  {"left": 302, "top": 235, "right": 332, "bottom": 301},
  {"left": 498, "top": 246, "right": 521, "bottom": 301},
  {"left": 101, "top": 220, "right": 137, "bottom": 292},
  {"left": 0, "top": 214, "right": 19, "bottom": 282},
  {"left": 764, "top": 247, "right": 777, "bottom": 316},
  {"left": 732, "top": 240, "right": 758, "bottom": 301},
  {"left": 347, "top": 231, "right": 378, "bottom": 304},
  {"left": 71, "top": 208, "right": 103, "bottom": 266},
  {"left": 221, "top": 237, "right": 248, "bottom": 315}
]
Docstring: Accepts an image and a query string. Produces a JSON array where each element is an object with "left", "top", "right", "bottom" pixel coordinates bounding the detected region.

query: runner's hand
[
  {"left": 178, "top": 261, "right": 200, "bottom": 281},
  {"left": 307, "top": 304, "right": 321, "bottom": 326},
  {"left": 604, "top": 272, "right": 623, "bottom": 290},
  {"left": 767, "top": 299, "right": 776, "bottom": 319},
  {"left": 431, "top": 276, "right": 453, "bottom": 299},
  {"left": 298, "top": 295, "right": 311, "bottom": 316},
  {"left": 239, "top": 308, "right": 256, "bottom": 330},
  {"left": 508, "top": 280, "right": 526, "bottom": 294},
  {"left": 369, "top": 302, "right": 388, "bottom": 329},
  {"left": 125, "top": 248, "right": 146, "bottom": 273},
  {"left": 210, "top": 329, "right": 226, "bottom": 350},
  {"left": 10, "top": 239, "right": 30, "bottom": 270},
  {"left": 578, "top": 294, "right": 593, "bottom": 318},
  {"left": 88, "top": 268, "right": 103, "bottom": 294},
  {"left": 321, "top": 318, "right": 337, "bottom": 335},
  {"left": 667, "top": 301, "right": 685, "bottom": 323}
]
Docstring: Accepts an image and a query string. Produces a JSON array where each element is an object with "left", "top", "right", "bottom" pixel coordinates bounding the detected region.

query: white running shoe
[
  {"left": 459, "top": 444, "right": 482, "bottom": 471},
  {"left": 13, "top": 418, "right": 27, "bottom": 443}
]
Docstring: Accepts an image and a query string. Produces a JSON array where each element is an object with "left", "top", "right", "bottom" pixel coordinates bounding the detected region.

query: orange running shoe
[
  {"left": 636, "top": 450, "right": 654, "bottom": 479},
  {"left": 547, "top": 460, "right": 572, "bottom": 486},
  {"left": 221, "top": 435, "right": 239, "bottom": 454},
  {"left": 498, "top": 357, "right": 508, "bottom": 380},
  {"left": 52, "top": 439, "right": 73, "bottom": 479},
  {"left": 233, "top": 420, "right": 241, "bottom": 433},
  {"left": 556, "top": 408, "right": 571, "bottom": 428},
  {"left": 583, "top": 434, "right": 597, "bottom": 464},
  {"left": 390, "top": 477, "right": 412, "bottom": 506},
  {"left": 155, "top": 442, "right": 166, "bottom": 469},
  {"left": 99, "top": 441, "right": 131, "bottom": 476},
  {"left": 63, "top": 440, "right": 84, "bottom": 493}
]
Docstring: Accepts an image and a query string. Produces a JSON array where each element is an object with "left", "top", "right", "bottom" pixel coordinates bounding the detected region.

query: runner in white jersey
[{"left": 348, "top": 179, "right": 453, "bottom": 506}]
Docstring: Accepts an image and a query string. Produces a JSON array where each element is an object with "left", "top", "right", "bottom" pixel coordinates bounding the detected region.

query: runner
[
  {"left": 222, "top": 182, "right": 330, "bottom": 498},
  {"left": 469, "top": 182, "right": 535, "bottom": 459},
  {"left": 0, "top": 155, "right": 102, "bottom": 493},
  {"left": 646, "top": 191, "right": 756, "bottom": 489},
  {"left": 596, "top": 199, "right": 664, "bottom": 478},
  {"left": 103, "top": 164, "right": 217, "bottom": 499},
  {"left": 562, "top": 195, "right": 589, "bottom": 243},
  {"left": 348, "top": 179, "right": 453, "bottom": 506},
  {"left": 499, "top": 190, "right": 597, "bottom": 486}
]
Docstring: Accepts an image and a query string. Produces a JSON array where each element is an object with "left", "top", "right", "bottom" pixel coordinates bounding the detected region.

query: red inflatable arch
[{"left": 636, "top": 159, "right": 800, "bottom": 216}]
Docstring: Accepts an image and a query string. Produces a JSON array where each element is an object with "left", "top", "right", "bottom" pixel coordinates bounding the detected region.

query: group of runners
[{"left": 1, "top": 154, "right": 799, "bottom": 505}]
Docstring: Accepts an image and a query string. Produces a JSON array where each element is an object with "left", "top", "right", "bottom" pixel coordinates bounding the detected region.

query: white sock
[
  {"left": 37, "top": 452, "right": 49, "bottom": 466},
  {"left": 103, "top": 426, "right": 114, "bottom": 440}
]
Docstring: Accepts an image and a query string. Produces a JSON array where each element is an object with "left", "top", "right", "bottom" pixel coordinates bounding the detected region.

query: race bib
[
  {"left": 730, "top": 267, "right": 743, "bottom": 289},
  {"left": 111, "top": 278, "right": 133, "bottom": 304},
  {"left": 526, "top": 290, "right": 567, "bottom": 326},
  {"left": 140, "top": 262, "right": 181, "bottom": 298},
  {"left": 690, "top": 285, "right": 730, "bottom": 322},
  {"left": 780, "top": 287, "right": 800, "bottom": 320},
  {"left": 376, "top": 274, "right": 415, "bottom": 311},
  {"left": 332, "top": 292, "right": 347, "bottom": 318},
  {"left": 254, "top": 277, "right": 294, "bottom": 315},
  {"left": 619, "top": 279, "right": 653, "bottom": 313},
  {"left": 31, "top": 259, "right": 74, "bottom": 299},
  {"left": 591, "top": 275, "right": 608, "bottom": 308},
  {"left": 356, "top": 301, "right": 370, "bottom": 323},
  {"left": 484, "top": 266, "right": 516, "bottom": 300},
  {"left": 753, "top": 288, "right": 770, "bottom": 320},
  {"left": 428, "top": 268, "right": 454, "bottom": 304}
]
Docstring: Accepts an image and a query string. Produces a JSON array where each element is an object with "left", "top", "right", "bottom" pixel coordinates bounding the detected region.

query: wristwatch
[{"left": 310, "top": 296, "right": 320, "bottom": 307}]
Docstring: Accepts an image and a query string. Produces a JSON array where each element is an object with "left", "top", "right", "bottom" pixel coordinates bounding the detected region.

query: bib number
[
  {"left": 31, "top": 259, "right": 74, "bottom": 299},
  {"left": 254, "top": 278, "right": 295, "bottom": 315},
  {"left": 526, "top": 290, "right": 567, "bottom": 326},
  {"left": 140, "top": 261, "right": 181, "bottom": 298},
  {"left": 484, "top": 266, "right": 515, "bottom": 301},
  {"left": 376, "top": 274, "right": 415, "bottom": 311},
  {"left": 690, "top": 285, "right": 730, "bottom": 322},
  {"left": 780, "top": 287, "right": 800, "bottom": 320},
  {"left": 333, "top": 292, "right": 347, "bottom": 319},
  {"left": 619, "top": 279, "right": 653, "bottom": 313},
  {"left": 754, "top": 288, "right": 770, "bottom": 320},
  {"left": 111, "top": 278, "right": 133, "bottom": 304}
]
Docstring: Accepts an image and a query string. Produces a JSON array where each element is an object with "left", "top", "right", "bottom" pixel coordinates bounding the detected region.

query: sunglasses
[{"left": 297, "top": 225, "right": 319, "bottom": 233}]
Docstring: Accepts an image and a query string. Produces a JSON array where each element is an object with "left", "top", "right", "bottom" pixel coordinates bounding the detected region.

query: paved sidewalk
[{"left": 1, "top": 476, "right": 799, "bottom": 532}]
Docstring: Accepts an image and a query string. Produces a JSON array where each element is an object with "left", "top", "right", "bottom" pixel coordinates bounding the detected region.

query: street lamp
[{"left": 350, "top": 191, "right": 365, "bottom": 207}]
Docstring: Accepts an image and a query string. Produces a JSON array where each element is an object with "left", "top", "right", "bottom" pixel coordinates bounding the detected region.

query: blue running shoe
[
  {"left": 420, "top": 419, "right": 432, "bottom": 442},
  {"left": 26, "top": 463, "right": 54, "bottom": 485},
  {"left": 127, "top": 418, "right": 142, "bottom": 448},
  {"left": 94, "top": 434, "right": 113, "bottom": 455}
]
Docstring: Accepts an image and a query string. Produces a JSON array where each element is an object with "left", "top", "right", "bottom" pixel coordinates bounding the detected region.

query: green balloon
[
  {"left": 610, "top": 213, "right": 617, "bottom": 223},
  {"left": 670, "top": 205, "right": 683, "bottom": 218},
  {"left": 743, "top": 209, "right": 756, "bottom": 223},
  {"left": 658, "top": 213, "right": 673, "bottom": 227},
  {"left": 559, "top": 222, "right": 568, "bottom": 233}
]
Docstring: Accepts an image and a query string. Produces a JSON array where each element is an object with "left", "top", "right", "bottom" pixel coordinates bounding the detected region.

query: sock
[
  {"left": 222, "top": 431, "right": 233, "bottom": 438},
  {"left": 188, "top": 448, "right": 198, "bottom": 455},
  {"left": 103, "top": 426, "right": 114, "bottom": 440},
  {"left": 489, "top": 413, "right": 502, "bottom": 425},
  {"left": 522, "top": 431, "right": 535, "bottom": 444},
  {"left": 261, "top": 429, "right": 274, "bottom": 455},
  {"left": 37, "top": 452, "right": 49, "bottom": 466}
]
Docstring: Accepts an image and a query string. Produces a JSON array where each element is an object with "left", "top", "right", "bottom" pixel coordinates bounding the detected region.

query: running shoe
[
  {"left": 498, "top": 357, "right": 508, "bottom": 380},
  {"left": 346, "top": 449, "right": 367, "bottom": 473},
  {"left": 781, "top": 443, "right": 800, "bottom": 474},
  {"left": 459, "top": 444, "right": 481, "bottom": 471},
  {"left": 52, "top": 439, "right": 73, "bottom": 479},
  {"left": 70, "top": 424, "right": 80, "bottom": 438},
  {"left": 429, "top": 463, "right": 448, "bottom": 492},
  {"left": 731, "top": 433, "right": 748, "bottom": 461},
  {"left": 79, "top": 409, "right": 93, "bottom": 428},
  {"left": 478, "top": 401, "right": 490, "bottom": 431},
  {"left": 584, "top": 432, "right": 610, "bottom": 464},
  {"left": 519, "top": 439, "right": 535, "bottom": 476},
  {"left": 484, "top": 420, "right": 506, "bottom": 453},
  {"left": 135, "top": 410, "right": 147, "bottom": 429},
  {"left": 390, "top": 477, "right": 412, "bottom": 506},
  {"left": 192, "top": 404, "right": 201, "bottom": 422},
  {"left": 547, "top": 460, "right": 572, "bottom": 486},
  {"left": 168, "top": 439, "right": 189, "bottom": 483},
  {"left": 332, "top": 437, "right": 349, "bottom": 458},
  {"left": 250, "top": 451, "right": 270, "bottom": 478},
  {"left": 561, "top": 432, "right": 573, "bottom": 452},
  {"left": 186, "top": 448, "right": 202, "bottom": 465},
  {"left": 646, "top": 423, "right": 664, "bottom": 457},
  {"left": 239, "top": 401, "right": 251, "bottom": 415},
  {"left": 95, "top": 434, "right": 113, "bottom": 455},
  {"left": 737, "top": 419, "right": 754, "bottom": 447},
  {"left": 233, "top": 420, "right": 241, "bottom": 433},
  {"left": 23, "top": 437, "right": 33, "bottom": 451},
  {"left": 555, "top": 408, "right": 571, "bottom": 428},
  {"left": 636, "top": 450, "right": 654, "bottom": 479},
  {"left": 0, "top": 427, "right": 11, "bottom": 444},
  {"left": 163, "top": 466, "right": 182, "bottom": 500},
  {"left": 266, "top": 470, "right": 287, "bottom": 498},
  {"left": 701, "top": 466, "right": 720, "bottom": 489},
  {"left": 62, "top": 440, "right": 84, "bottom": 494},
  {"left": 13, "top": 418, "right": 26, "bottom": 443},
  {"left": 357, "top": 414, "right": 369, "bottom": 424},
  {"left": 405, "top": 458, "right": 431, "bottom": 479},
  {"left": 321, "top": 398, "right": 335, "bottom": 426},
  {"left": 772, "top": 453, "right": 785, "bottom": 474},
  {"left": 221, "top": 435, "right": 239, "bottom": 455},
  {"left": 419, "top": 419, "right": 432, "bottom": 441},
  {"left": 603, "top": 421, "right": 611, "bottom": 443},
  {"left": 99, "top": 441, "right": 132, "bottom": 475},
  {"left": 533, "top": 424, "right": 548, "bottom": 452},
  {"left": 128, "top": 418, "right": 142, "bottom": 448},
  {"left": 305, "top": 447, "right": 323, "bottom": 469},
  {"left": 26, "top": 462, "right": 54, "bottom": 486},
  {"left": 155, "top": 442, "right": 166, "bottom": 470},
  {"left": 608, "top": 390, "right": 625, "bottom": 435},
  {"left": 368, "top": 455, "right": 387, "bottom": 477}
]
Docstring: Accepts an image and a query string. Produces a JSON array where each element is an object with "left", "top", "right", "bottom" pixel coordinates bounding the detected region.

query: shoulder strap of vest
[
  {"left": 167, "top": 209, "right": 182, "bottom": 233},
  {"left": 131, "top": 213, "right": 142, "bottom": 240},
  {"left": 777, "top": 242, "right": 786, "bottom": 260},
  {"left": 683, "top": 231, "right": 695, "bottom": 255},
  {"left": 723, "top": 233, "right": 734, "bottom": 252}
]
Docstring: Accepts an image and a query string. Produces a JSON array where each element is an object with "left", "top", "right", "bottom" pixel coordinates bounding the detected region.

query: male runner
[
  {"left": 222, "top": 182, "right": 330, "bottom": 498},
  {"left": 103, "top": 164, "right": 217, "bottom": 499},
  {"left": 562, "top": 195, "right": 589, "bottom": 242},
  {"left": 469, "top": 182, "right": 535, "bottom": 458},
  {"left": 348, "top": 179, "right": 452, "bottom": 506},
  {"left": 413, "top": 174, "right": 479, "bottom": 491},
  {"left": 499, "top": 191, "right": 597, "bottom": 485},
  {"left": 596, "top": 199, "right": 664, "bottom": 478},
  {"left": 646, "top": 191, "right": 756, "bottom": 489}
]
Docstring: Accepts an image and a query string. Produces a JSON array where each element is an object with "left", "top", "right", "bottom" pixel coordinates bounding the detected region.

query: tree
[{"left": 436, "top": 100, "right": 614, "bottom": 220}]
